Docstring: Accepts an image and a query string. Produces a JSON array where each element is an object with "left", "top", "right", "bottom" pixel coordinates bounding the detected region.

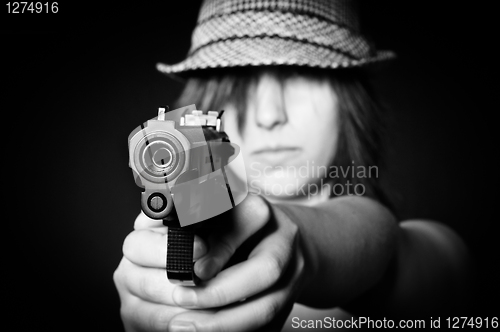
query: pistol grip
[{"left": 166, "top": 226, "right": 200, "bottom": 286}]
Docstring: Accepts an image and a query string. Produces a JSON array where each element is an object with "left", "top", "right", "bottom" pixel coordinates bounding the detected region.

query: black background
[{"left": 3, "top": 1, "right": 498, "bottom": 330}]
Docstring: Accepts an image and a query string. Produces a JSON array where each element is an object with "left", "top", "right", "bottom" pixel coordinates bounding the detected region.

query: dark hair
[{"left": 174, "top": 66, "right": 393, "bottom": 210}]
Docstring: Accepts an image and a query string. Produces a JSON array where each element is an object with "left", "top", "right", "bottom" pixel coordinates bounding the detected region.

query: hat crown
[
  {"left": 156, "top": 0, "right": 394, "bottom": 75},
  {"left": 189, "top": 0, "right": 368, "bottom": 58},
  {"left": 197, "top": 0, "right": 359, "bottom": 30}
]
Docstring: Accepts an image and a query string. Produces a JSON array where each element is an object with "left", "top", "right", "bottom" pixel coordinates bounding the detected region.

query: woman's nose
[{"left": 253, "top": 74, "right": 287, "bottom": 130}]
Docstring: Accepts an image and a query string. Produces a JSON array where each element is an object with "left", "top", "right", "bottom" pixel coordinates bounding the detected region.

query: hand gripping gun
[{"left": 128, "top": 105, "right": 247, "bottom": 285}]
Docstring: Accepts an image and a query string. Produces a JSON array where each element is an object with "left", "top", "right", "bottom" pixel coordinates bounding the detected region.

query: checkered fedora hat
[{"left": 157, "top": 0, "right": 395, "bottom": 75}]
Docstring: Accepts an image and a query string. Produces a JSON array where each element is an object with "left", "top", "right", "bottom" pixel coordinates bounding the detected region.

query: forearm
[
  {"left": 344, "top": 220, "right": 472, "bottom": 318},
  {"left": 272, "top": 195, "right": 398, "bottom": 308}
]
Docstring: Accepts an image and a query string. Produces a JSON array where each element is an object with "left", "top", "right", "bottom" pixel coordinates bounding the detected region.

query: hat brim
[{"left": 157, "top": 37, "right": 395, "bottom": 77}]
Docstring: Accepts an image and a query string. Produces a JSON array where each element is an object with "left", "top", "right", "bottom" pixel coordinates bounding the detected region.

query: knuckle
[
  {"left": 253, "top": 195, "right": 271, "bottom": 223},
  {"left": 119, "top": 300, "right": 135, "bottom": 320},
  {"left": 195, "top": 319, "right": 225, "bottom": 332},
  {"left": 148, "top": 309, "right": 171, "bottom": 331},
  {"left": 122, "top": 231, "right": 136, "bottom": 259},
  {"left": 218, "top": 237, "right": 235, "bottom": 258},
  {"left": 242, "top": 194, "right": 270, "bottom": 224},
  {"left": 113, "top": 267, "right": 122, "bottom": 288},
  {"left": 113, "top": 258, "right": 127, "bottom": 288},
  {"left": 263, "top": 254, "right": 285, "bottom": 285},
  {"left": 261, "top": 297, "right": 280, "bottom": 325},
  {"left": 119, "top": 304, "right": 131, "bottom": 325},
  {"left": 207, "top": 285, "right": 228, "bottom": 306},
  {"left": 138, "top": 275, "right": 158, "bottom": 301}
]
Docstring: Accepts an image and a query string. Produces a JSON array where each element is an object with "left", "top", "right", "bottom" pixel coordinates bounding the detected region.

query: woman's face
[{"left": 223, "top": 72, "right": 340, "bottom": 203}]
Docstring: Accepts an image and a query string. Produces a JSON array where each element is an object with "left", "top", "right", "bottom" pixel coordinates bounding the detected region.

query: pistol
[{"left": 128, "top": 105, "right": 246, "bottom": 285}]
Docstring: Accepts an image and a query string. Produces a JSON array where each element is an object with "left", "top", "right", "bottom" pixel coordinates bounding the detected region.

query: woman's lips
[{"left": 252, "top": 147, "right": 301, "bottom": 165}]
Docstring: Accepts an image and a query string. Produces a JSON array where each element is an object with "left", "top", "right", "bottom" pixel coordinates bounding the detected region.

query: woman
[{"left": 114, "top": 1, "right": 471, "bottom": 331}]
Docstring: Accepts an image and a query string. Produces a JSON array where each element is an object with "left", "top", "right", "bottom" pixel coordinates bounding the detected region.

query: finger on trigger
[
  {"left": 194, "top": 196, "right": 271, "bottom": 280},
  {"left": 175, "top": 231, "right": 294, "bottom": 309}
]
